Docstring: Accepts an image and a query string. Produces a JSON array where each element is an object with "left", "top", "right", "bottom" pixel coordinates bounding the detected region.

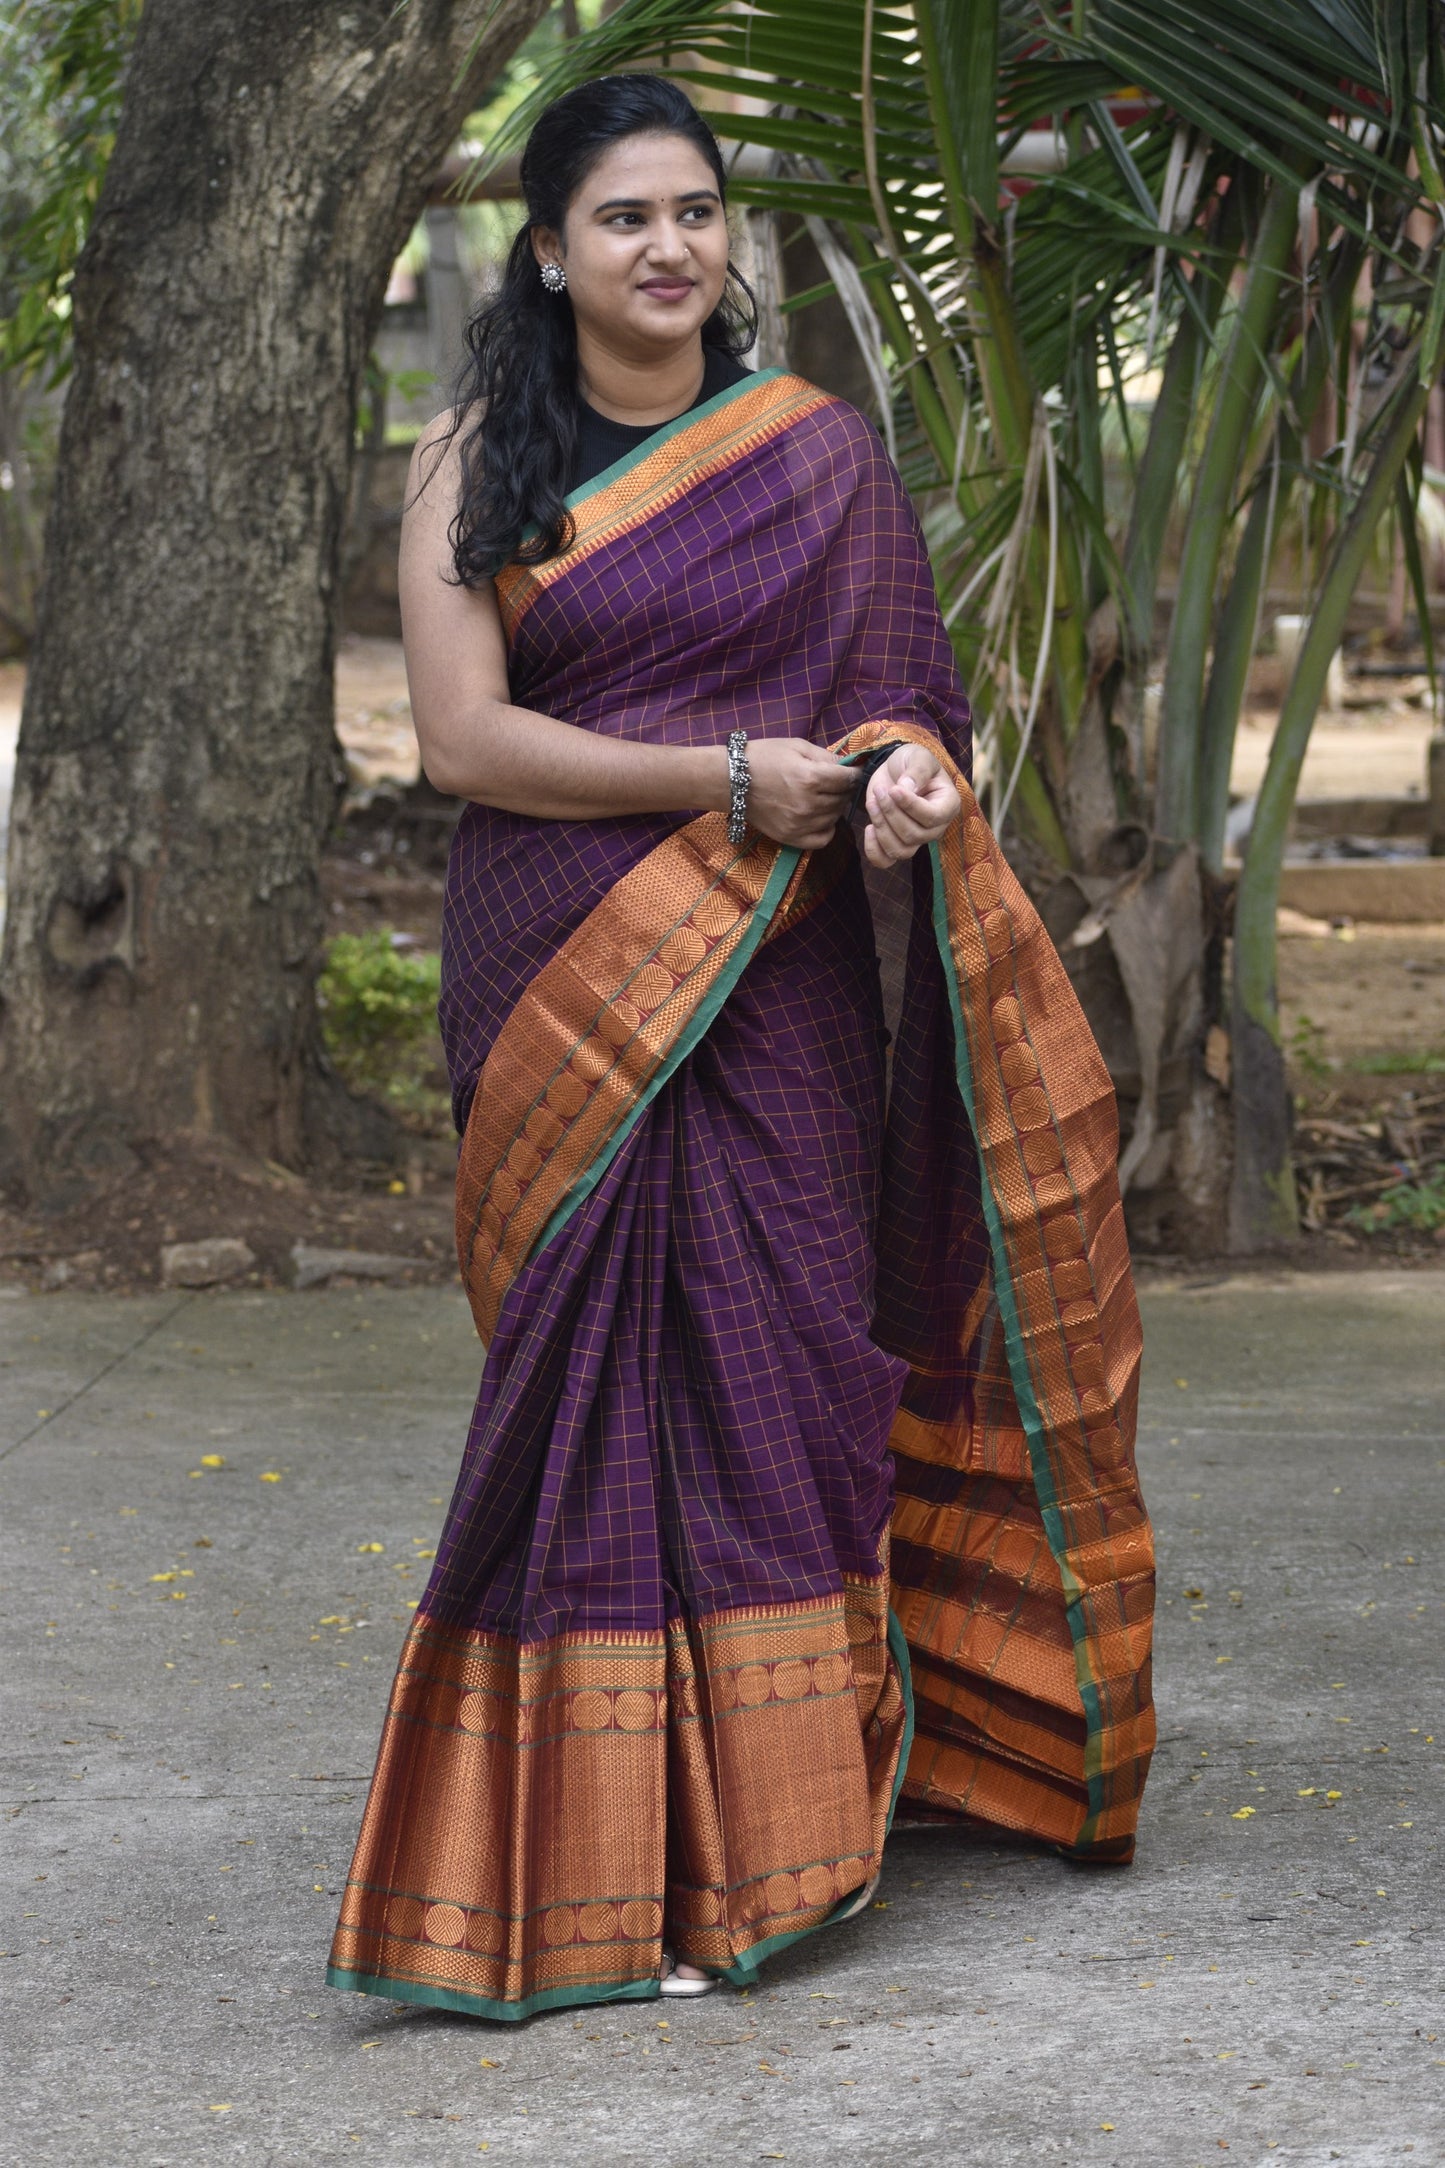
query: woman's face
[{"left": 533, "top": 132, "right": 730, "bottom": 358}]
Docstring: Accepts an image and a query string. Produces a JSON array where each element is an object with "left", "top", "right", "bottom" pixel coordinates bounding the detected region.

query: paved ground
[{"left": 2, "top": 1274, "right": 1441, "bottom": 2167}]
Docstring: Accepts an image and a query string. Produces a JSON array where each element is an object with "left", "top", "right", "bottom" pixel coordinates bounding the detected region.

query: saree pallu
[{"left": 329, "top": 369, "right": 1155, "bottom": 2022}]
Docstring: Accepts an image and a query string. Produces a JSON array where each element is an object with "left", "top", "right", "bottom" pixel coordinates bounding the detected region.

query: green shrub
[
  {"left": 318, "top": 931, "right": 448, "bottom": 1128},
  {"left": 1348, "top": 1171, "right": 1445, "bottom": 1235}
]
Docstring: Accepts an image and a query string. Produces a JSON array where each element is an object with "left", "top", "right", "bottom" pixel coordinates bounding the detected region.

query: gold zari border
[{"left": 329, "top": 1583, "right": 906, "bottom": 2010}]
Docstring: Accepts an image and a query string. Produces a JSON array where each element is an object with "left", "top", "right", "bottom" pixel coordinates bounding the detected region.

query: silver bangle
[{"left": 726, "top": 730, "right": 750, "bottom": 846}]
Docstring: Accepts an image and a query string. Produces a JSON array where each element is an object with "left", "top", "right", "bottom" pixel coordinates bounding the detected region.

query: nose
[{"left": 644, "top": 218, "right": 691, "bottom": 267}]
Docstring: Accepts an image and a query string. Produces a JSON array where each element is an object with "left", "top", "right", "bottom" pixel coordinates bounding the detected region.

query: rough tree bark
[{"left": 0, "top": 0, "right": 547, "bottom": 1208}]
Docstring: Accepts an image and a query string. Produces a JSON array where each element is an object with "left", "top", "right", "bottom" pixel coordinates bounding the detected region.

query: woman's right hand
[{"left": 744, "top": 738, "right": 856, "bottom": 850}]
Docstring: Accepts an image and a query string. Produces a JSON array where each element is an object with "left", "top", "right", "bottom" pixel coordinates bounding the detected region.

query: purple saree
[{"left": 329, "top": 369, "right": 1155, "bottom": 2021}]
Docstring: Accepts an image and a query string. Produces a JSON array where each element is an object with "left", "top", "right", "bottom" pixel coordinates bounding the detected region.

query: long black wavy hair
[{"left": 441, "top": 74, "right": 756, "bottom": 585}]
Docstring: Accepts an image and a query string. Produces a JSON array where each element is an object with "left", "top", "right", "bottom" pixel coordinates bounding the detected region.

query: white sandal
[
  {"left": 659, "top": 1948, "right": 720, "bottom": 1997},
  {"left": 835, "top": 1869, "right": 882, "bottom": 1922}
]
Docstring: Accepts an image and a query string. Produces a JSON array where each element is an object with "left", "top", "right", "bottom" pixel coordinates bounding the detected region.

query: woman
[{"left": 329, "top": 75, "right": 1155, "bottom": 2023}]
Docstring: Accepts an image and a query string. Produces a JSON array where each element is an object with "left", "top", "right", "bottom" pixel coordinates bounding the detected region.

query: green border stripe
[
  {"left": 524, "top": 843, "right": 801, "bottom": 1270},
  {"left": 325, "top": 1964, "right": 658, "bottom": 2024}
]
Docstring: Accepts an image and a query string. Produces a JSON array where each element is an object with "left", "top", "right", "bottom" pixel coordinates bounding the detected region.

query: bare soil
[{"left": 0, "top": 1130, "right": 459, "bottom": 1298}]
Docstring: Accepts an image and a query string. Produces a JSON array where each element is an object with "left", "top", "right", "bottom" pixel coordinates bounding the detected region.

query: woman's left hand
[{"left": 861, "top": 745, "right": 961, "bottom": 868}]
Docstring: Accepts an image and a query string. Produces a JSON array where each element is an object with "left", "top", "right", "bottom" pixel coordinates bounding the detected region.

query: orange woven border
[
  {"left": 328, "top": 1582, "right": 906, "bottom": 2012},
  {"left": 494, "top": 372, "right": 832, "bottom": 638}
]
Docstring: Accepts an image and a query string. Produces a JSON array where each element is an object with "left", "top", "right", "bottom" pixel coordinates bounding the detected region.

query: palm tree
[{"left": 498, "top": 0, "right": 1445, "bottom": 1251}]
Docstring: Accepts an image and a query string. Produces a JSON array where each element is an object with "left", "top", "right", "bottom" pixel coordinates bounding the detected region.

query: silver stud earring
[{"left": 540, "top": 261, "right": 567, "bottom": 294}]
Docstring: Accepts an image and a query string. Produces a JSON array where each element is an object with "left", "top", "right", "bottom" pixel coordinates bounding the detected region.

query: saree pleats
[
  {"left": 333, "top": 860, "right": 914, "bottom": 2017},
  {"left": 330, "top": 369, "right": 1153, "bottom": 2021}
]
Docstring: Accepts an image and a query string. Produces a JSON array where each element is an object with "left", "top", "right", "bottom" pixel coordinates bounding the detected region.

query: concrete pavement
[{"left": 2, "top": 1274, "right": 1442, "bottom": 2166}]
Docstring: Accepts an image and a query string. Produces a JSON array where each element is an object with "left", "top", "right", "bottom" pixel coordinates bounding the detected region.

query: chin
[{"left": 630, "top": 306, "right": 711, "bottom": 344}]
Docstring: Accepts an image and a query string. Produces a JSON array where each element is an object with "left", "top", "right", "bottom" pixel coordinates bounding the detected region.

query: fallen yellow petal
[
  {"left": 200, "top": 1454, "right": 225, "bottom": 1469},
  {"left": 1297, "top": 1788, "right": 1316, "bottom": 1797},
  {"left": 1232, "top": 1807, "right": 1256, "bottom": 1820},
  {"left": 479, "top": 2057, "right": 500, "bottom": 2068},
  {"left": 208, "top": 2104, "right": 231, "bottom": 2113},
  {"left": 356, "top": 1542, "right": 384, "bottom": 1554},
  {"left": 260, "top": 1471, "right": 282, "bottom": 1483}
]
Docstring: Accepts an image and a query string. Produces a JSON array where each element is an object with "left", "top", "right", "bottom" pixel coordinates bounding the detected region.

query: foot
[
  {"left": 660, "top": 1949, "right": 720, "bottom": 1997},
  {"left": 836, "top": 1869, "right": 881, "bottom": 1922}
]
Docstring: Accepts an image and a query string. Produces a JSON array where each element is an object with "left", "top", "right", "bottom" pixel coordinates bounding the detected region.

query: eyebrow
[{"left": 590, "top": 189, "right": 721, "bottom": 212}]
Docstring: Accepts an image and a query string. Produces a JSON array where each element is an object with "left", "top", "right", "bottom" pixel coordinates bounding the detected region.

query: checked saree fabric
[{"left": 328, "top": 369, "right": 1155, "bottom": 2022}]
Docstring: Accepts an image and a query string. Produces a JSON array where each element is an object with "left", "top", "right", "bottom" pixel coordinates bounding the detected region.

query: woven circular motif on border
[
  {"left": 1087, "top": 1423, "right": 1127, "bottom": 1467},
  {"left": 963, "top": 816, "right": 991, "bottom": 863},
  {"left": 627, "top": 962, "right": 675, "bottom": 1011},
  {"left": 968, "top": 861, "right": 1000, "bottom": 911},
  {"left": 424, "top": 1902, "right": 467, "bottom": 1947},
  {"left": 799, "top": 1864, "right": 837, "bottom": 1908},
  {"left": 546, "top": 1071, "right": 589, "bottom": 1118},
  {"left": 765, "top": 1873, "right": 800, "bottom": 1915},
  {"left": 598, "top": 1002, "right": 639, "bottom": 1046},
  {"left": 811, "top": 1652, "right": 849, "bottom": 1695},
  {"left": 578, "top": 1903, "right": 618, "bottom": 1943},
  {"left": 524, "top": 1105, "right": 564, "bottom": 1152},
  {"left": 543, "top": 1905, "right": 578, "bottom": 1946},
  {"left": 506, "top": 1136, "right": 542, "bottom": 1182},
  {"left": 613, "top": 1688, "right": 657, "bottom": 1732},
  {"left": 457, "top": 1690, "right": 492, "bottom": 1733},
  {"left": 736, "top": 1663, "right": 772, "bottom": 1708},
  {"left": 771, "top": 1660, "right": 812, "bottom": 1701},
  {"left": 991, "top": 995, "right": 1022, "bottom": 1043},
  {"left": 659, "top": 927, "right": 707, "bottom": 974},
  {"left": 691, "top": 889, "right": 741, "bottom": 936},
  {"left": 570, "top": 1036, "right": 614, "bottom": 1081},
  {"left": 466, "top": 1909, "right": 504, "bottom": 1952},
  {"left": 570, "top": 1689, "right": 613, "bottom": 1731},
  {"left": 384, "top": 1895, "right": 425, "bottom": 1938},
  {"left": 621, "top": 1898, "right": 665, "bottom": 1940}
]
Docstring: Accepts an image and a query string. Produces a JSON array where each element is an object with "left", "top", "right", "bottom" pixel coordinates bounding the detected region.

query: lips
[{"left": 639, "top": 279, "right": 695, "bottom": 300}]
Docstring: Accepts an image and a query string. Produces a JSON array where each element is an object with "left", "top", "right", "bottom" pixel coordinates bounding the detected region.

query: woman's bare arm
[{"left": 400, "top": 419, "right": 855, "bottom": 844}]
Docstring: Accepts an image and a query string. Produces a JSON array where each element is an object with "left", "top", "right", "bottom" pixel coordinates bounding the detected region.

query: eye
[{"left": 681, "top": 205, "right": 715, "bottom": 224}]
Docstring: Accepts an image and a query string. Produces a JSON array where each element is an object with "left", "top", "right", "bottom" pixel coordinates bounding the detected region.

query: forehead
[{"left": 573, "top": 131, "right": 720, "bottom": 209}]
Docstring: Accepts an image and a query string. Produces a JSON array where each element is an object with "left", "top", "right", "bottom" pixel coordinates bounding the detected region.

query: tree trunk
[{"left": 0, "top": 0, "right": 547, "bottom": 1208}]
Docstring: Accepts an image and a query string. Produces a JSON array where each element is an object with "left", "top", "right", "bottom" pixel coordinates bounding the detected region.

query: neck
[{"left": 576, "top": 325, "right": 707, "bottom": 425}]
